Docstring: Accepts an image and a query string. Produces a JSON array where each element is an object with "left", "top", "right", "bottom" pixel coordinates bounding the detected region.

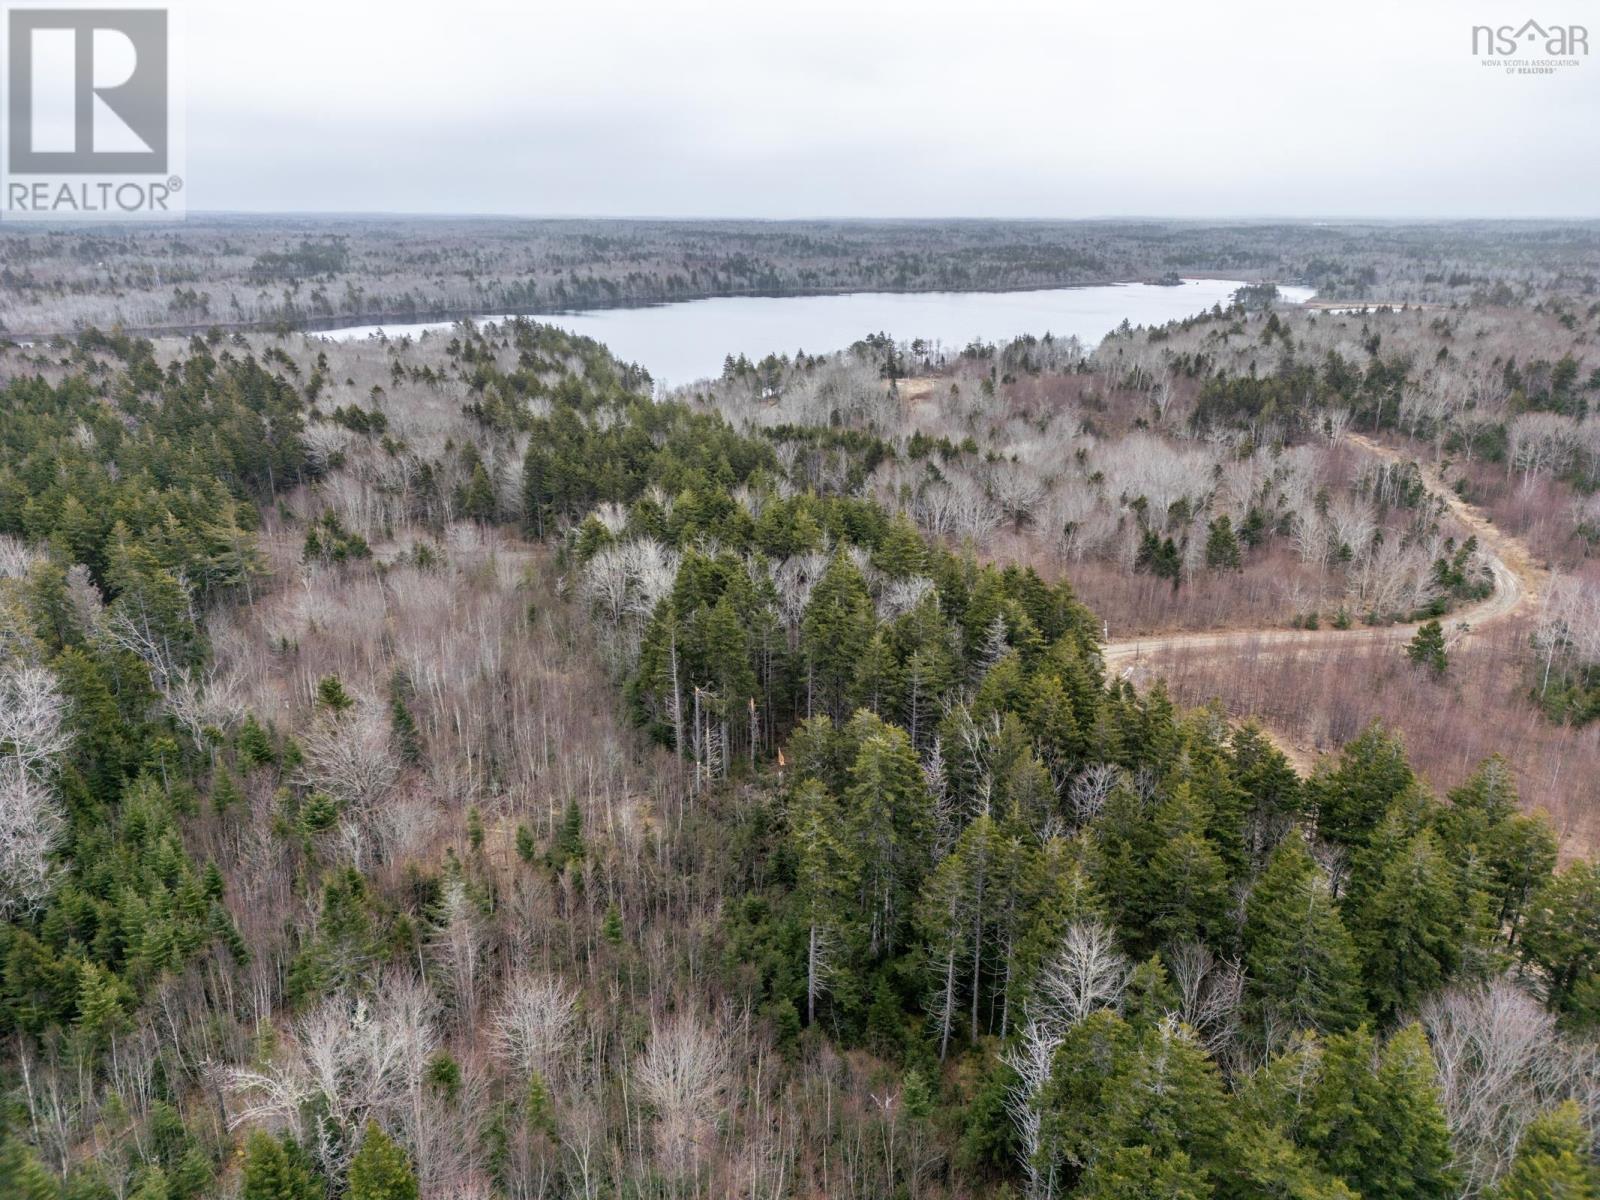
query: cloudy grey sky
[{"left": 183, "top": 0, "right": 1599, "bottom": 217}]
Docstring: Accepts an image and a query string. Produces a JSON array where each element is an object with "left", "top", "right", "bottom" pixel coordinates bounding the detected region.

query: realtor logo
[
  {"left": 2, "top": 3, "right": 183, "bottom": 219},
  {"left": 8, "top": 7, "right": 166, "bottom": 171}
]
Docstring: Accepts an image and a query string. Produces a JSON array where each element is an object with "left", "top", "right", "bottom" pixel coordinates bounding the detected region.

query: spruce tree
[
  {"left": 0, "top": 1136, "right": 61, "bottom": 1200},
  {"left": 788, "top": 779, "right": 857, "bottom": 1024},
  {"left": 1144, "top": 787, "right": 1231, "bottom": 950},
  {"left": 801, "top": 555, "right": 874, "bottom": 721},
  {"left": 316, "top": 674, "right": 354, "bottom": 713},
  {"left": 347, "top": 1124, "right": 417, "bottom": 1200},
  {"left": 1307, "top": 724, "right": 1418, "bottom": 850},
  {"left": 1242, "top": 840, "right": 1365, "bottom": 1035},
  {"left": 1356, "top": 829, "right": 1464, "bottom": 1017},
  {"left": 1204, "top": 515, "right": 1242, "bottom": 570},
  {"left": 388, "top": 670, "right": 424, "bottom": 765},
  {"left": 1520, "top": 861, "right": 1600, "bottom": 1017},
  {"left": 1492, "top": 1101, "right": 1599, "bottom": 1200},
  {"left": 1407, "top": 620, "right": 1448, "bottom": 676},
  {"left": 1299, "top": 1025, "right": 1457, "bottom": 1200},
  {"left": 1369, "top": 1024, "right": 1458, "bottom": 1200},
  {"left": 462, "top": 462, "right": 498, "bottom": 523},
  {"left": 552, "top": 799, "right": 584, "bottom": 869},
  {"left": 845, "top": 716, "right": 933, "bottom": 956},
  {"left": 241, "top": 1131, "right": 319, "bottom": 1200}
]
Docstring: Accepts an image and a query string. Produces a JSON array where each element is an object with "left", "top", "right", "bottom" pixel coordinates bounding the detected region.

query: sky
[{"left": 178, "top": 0, "right": 1600, "bottom": 218}]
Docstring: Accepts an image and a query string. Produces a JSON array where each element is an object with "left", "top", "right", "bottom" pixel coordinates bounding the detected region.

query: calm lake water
[{"left": 321, "top": 279, "right": 1316, "bottom": 388}]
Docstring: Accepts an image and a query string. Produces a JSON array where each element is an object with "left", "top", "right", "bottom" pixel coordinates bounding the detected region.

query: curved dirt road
[{"left": 1102, "top": 434, "right": 1545, "bottom": 673}]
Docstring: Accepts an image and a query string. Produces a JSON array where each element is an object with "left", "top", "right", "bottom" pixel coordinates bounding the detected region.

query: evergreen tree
[
  {"left": 844, "top": 715, "right": 933, "bottom": 956},
  {"left": 801, "top": 556, "right": 875, "bottom": 721},
  {"left": 0, "top": 1136, "right": 60, "bottom": 1200},
  {"left": 1492, "top": 1101, "right": 1599, "bottom": 1200},
  {"left": 1369, "top": 1024, "right": 1458, "bottom": 1200},
  {"left": 316, "top": 674, "right": 354, "bottom": 713},
  {"left": 1243, "top": 840, "right": 1366, "bottom": 1035},
  {"left": 873, "top": 513, "right": 927, "bottom": 578},
  {"left": 241, "top": 1131, "right": 319, "bottom": 1200},
  {"left": 552, "top": 799, "right": 584, "bottom": 869},
  {"left": 388, "top": 670, "right": 424, "bottom": 765},
  {"left": 1308, "top": 725, "right": 1418, "bottom": 850},
  {"left": 347, "top": 1124, "right": 417, "bottom": 1200},
  {"left": 1043, "top": 1011, "right": 1235, "bottom": 1195},
  {"left": 1230, "top": 722, "right": 1303, "bottom": 869},
  {"left": 1521, "top": 861, "right": 1600, "bottom": 1017},
  {"left": 1144, "top": 787, "right": 1231, "bottom": 950},
  {"left": 1407, "top": 620, "right": 1448, "bottom": 676},
  {"left": 1298, "top": 1024, "right": 1457, "bottom": 1200},
  {"left": 1356, "top": 829, "right": 1465, "bottom": 1017},
  {"left": 462, "top": 461, "right": 498, "bottom": 522},
  {"left": 1205, "top": 516, "right": 1242, "bottom": 570},
  {"left": 788, "top": 780, "right": 857, "bottom": 1024}
]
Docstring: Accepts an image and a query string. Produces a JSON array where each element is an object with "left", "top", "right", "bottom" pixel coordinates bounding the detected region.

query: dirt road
[{"left": 1099, "top": 437, "right": 1547, "bottom": 768}]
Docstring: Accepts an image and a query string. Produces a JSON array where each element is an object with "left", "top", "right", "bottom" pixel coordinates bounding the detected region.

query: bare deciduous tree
[
  {"left": 1031, "top": 921, "right": 1130, "bottom": 1030},
  {"left": 635, "top": 1012, "right": 734, "bottom": 1177},
  {"left": 0, "top": 762, "right": 64, "bottom": 916},
  {"left": 299, "top": 703, "right": 402, "bottom": 813},
  {"left": 224, "top": 973, "right": 438, "bottom": 1180},
  {"left": 1419, "top": 978, "right": 1597, "bottom": 1196},
  {"left": 1167, "top": 941, "right": 1243, "bottom": 1061},
  {"left": 489, "top": 972, "right": 579, "bottom": 1079},
  {"left": 0, "top": 664, "right": 70, "bottom": 916}
]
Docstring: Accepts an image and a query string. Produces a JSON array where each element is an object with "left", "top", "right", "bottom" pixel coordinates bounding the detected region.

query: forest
[
  {"left": 0, "top": 282, "right": 1597, "bottom": 1200},
  {"left": 4, "top": 217, "right": 1600, "bottom": 339}
]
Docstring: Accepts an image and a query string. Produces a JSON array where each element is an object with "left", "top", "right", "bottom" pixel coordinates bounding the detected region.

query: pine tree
[
  {"left": 347, "top": 1124, "right": 417, "bottom": 1200},
  {"left": 1243, "top": 840, "right": 1366, "bottom": 1035}
]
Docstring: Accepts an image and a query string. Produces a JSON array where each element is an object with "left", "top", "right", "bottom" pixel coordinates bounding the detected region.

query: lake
[{"left": 320, "top": 279, "right": 1316, "bottom": 388}]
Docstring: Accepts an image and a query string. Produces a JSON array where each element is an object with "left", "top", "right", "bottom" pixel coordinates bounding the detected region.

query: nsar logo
[{"left": 1471, "top": 18, "right": 1588, "bottom": 75}]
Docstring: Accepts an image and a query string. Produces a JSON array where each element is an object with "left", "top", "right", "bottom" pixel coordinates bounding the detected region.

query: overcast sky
[{"left": 182, "top": 0, "right": 1599, "bottom": 218}]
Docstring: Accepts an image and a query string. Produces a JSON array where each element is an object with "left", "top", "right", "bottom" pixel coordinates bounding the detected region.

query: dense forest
[
  {"left": 0, "top": 309, "right": 1597, "bottom": 1200},
  {"left": 4, "top": 217, "right": 1600, "bottom": 338}
]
